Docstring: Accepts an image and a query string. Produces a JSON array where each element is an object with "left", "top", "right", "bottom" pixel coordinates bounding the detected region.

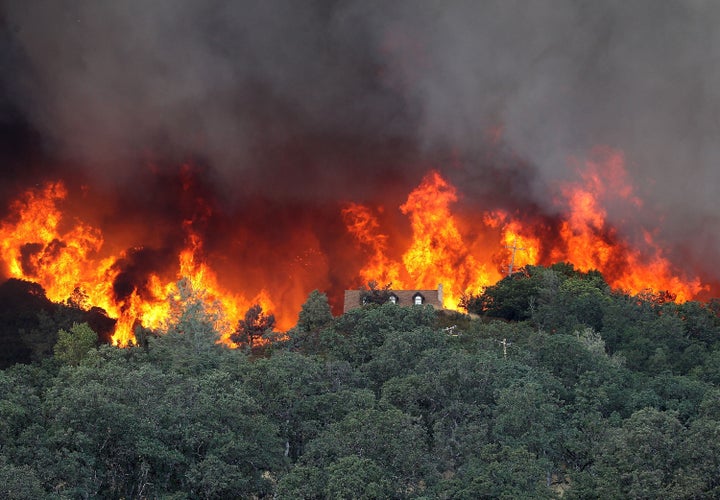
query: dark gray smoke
[{"left": 1, "top": 0, "right": 719, "bottom": 279}]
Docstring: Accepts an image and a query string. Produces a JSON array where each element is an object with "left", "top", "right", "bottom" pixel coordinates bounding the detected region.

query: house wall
[{"left": 343, "top": 286, "right": 444, "bottom": 313}]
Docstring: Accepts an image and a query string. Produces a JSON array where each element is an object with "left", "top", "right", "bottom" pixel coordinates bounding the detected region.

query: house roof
[{"left": 343, "top": 286, "right": 444, "bottom": 313}]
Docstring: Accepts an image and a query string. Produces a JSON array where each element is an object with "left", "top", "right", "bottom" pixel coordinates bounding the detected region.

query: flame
[
  {"left": 0, "top": 148, "right": 708, "bottom": 346},
  {"left": 554, "top": 148, "right": 704, "bottom": 301},
  {"left": 0, "top": 181, "right": 279, "bottom": 347},
  {"left": 347, "top": 171, "right": 497, "bottom": 309},
  {"left": 399, "top": 172, "right": 494, "bottom": 308},
  {"left": 346, "top": 150, "right": 704, "bottom": 309},
  {"left": 341, "top": 203, "right": 402, "bottom": 286},
  {"left": 500, "top": 220, "right": 540, "bottom": 272}
]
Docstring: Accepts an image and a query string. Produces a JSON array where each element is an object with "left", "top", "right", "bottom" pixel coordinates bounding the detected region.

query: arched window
[
  {"left": 413, "top": 293, "right": 424, "bottom": 305},
  {"left": 388, "top": 294, "right": 398, "bottom": 304}
]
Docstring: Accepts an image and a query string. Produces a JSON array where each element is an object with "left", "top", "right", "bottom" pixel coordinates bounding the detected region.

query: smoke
[
  {"left": 1, "top": 0, "right": 719, "bottom": 279},
  {"left": 367, "top": 0, "right": 720, "bottom": 273},
  {"left": 0, "top": 0, "right": 424, "bottom": 202}
]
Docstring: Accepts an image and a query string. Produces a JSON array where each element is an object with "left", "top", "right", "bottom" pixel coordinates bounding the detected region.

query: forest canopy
[{"left": 1, "top": 265, "right": 720, "bottom": 498}]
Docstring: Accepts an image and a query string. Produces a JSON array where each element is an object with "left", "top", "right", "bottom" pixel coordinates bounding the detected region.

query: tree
[
  {"left": 53, "top": 322, "right": 97, "bottom": 365},
  {"left": 493, "top": 377, "right": 564, "bottom": 487},
  {"left": 534, "top": 275, "right": 611, "bottom": 334},
  {"left": 324, "top": 455, "right": 393, "bottom": 499},
  {"left": 290, "top": 290, "right": 333, "bottom": 354},
  {"left": 0, "top": 458, "right": 45, "bottom": 499},
  {"left": 164, "top": 278, "right": 225, "bottom": 342},
  {"left": 359, "top": 280, "right": 393, "bottom": 306},
  {"left": 326, "top": 301, "right": 436, "bottom": 366},
  {"left": 149, "top": 278, "right": 225, "bottom": 373},
  {"left": 576, "top": 408, "right": 687, "bottom": 498},
  {"left": 232, "top": 304, "right": 276, "bottom": 350},
  {"left": 276, "top": 465, "right": 326, "bottom": 499},
  {"left": 434, "top": 445, "right": 554, "bottom": 499},
  {"left": 301, "top": 408, "right": 434, "bottom": 495},
  {"left": 297, "top": 290, "right": 333, "bottom": 332},
  {"left": 462, "top": 268, "right": 543, "bottom": 320},
  {"left": 242, "top": 352, "right": 372, "bottom": 461},
  {"left": 43, "top": 352, "right": 283, "bottom": 498}
]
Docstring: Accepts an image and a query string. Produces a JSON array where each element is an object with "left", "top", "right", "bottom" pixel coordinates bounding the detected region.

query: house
[{"left": 343, "top": 284, "right": 444, "bottom": 314}]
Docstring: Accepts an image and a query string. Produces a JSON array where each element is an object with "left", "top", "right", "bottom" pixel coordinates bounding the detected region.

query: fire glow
[{"left": 0, "top": 148, "right": 707, "bottom": 345}]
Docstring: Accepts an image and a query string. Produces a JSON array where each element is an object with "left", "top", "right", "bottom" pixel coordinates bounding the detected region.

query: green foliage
[
  {"left": 463, "top": 263, "right": 607, "bottom": 323},
  {"left": 276, "top": 464, "right": 327, "bottom": 499},
  {"left": 586, "top": 408, "right": 686, "bottom": 497},
  {"left": 301, "top": 407, "right": 434, "bottom": 496},
  {"left": 534, "top": 274, "right": 611, "bottom": 333},
  {"left": 40, "top": 350, "right": 282, "bottom": 498},
  {"left": 297, "top": 289, "right": 333, "bottom": 332},
  {"left": 53, "top": 322, "right": 98, "bottom": 365},
  {"left": 3, "top": 264, "right": 720, "bottom": 498},
  {"left": 0, "top": 457, "right": 45, "bottom": 500},
  {"left": 463, "top": 267, "right": 543, "bottom": 320},
  {"left": 289, "top": 289, "right": 333, "bottom": 354},
  {"left": 434, "top": 445, "right": 554, "bottom": 499},
  {"left": 326, "top": 301, "right": 436, "bottom": 366},
  {"left": 146, "top": 278, "right": 229, "bottom": 373},
  {"left": 0, "top": 279, "right": 114, "bottom": 367},
  {"left": 325, "top": 455, "right": 394, "bottom": 499},
  {"left": 164, "top": 277, "right": 224, "bottom": 342}
]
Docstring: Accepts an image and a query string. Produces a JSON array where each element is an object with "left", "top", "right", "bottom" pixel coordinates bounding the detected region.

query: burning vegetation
[
  {"left": 0, "top": 0, "right": 717, "bottom": 347},
  {"left": 0, "top": 146, "right": 709, "bottom": 346}
]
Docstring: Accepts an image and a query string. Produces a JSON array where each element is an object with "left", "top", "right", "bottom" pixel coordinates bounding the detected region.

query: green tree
[
  {"left": 580, "top": 408, "right": 686, "bottom": 498},
  {"left": 43, "top": 348, "right": 283, "bottom": 498},
  {"left": 297, "top": 290, "right": 333, "bottom": 332},
  {"left": 53, "top": 322, "right": 97, "bottom": 366},
  {"left": 164, "top": 277, "right": 225, "bottom": 342},
  {"left": 276, "top": 465, "right": 326, "bottom": 499},
  {"left": 493, "top": 377, "right": 564, "bottom": 487},
  {"left": 289, "top": 290, "right": 333, "bottom": 354},
  {"left": 325, "top": 455, "right": 393, "bottom": 499},
  {"left": 673, "top": 391, "right": 720, "bottom": 496},
  {"left": 325, "top": 301, "right": 436, "bottom": 366},
  {"left": 149, "top": 278, "right": 227, "bottom": 373},
  {"left": 463, "top": 267, "right": 543, "bottom": 320},
  {"left": 0, "top": 457, "right": 45, "bottom": 499},
  {"left": 301, "top": 408, "right": 434, "bottom": 496},
  {"left": 363, "top": 326, "right": 446, "bottom": 392},
  {"left": 243, "top": 352, "right": 371, "bottom": 461},
  {"left": 535, "top": 275, "right": 611, "bottom": 334},
  {"left": 434, "top": 445, "right": 554, "bottom": 499}
]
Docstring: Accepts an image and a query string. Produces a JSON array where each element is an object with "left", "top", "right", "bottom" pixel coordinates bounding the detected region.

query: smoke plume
[{"left": 1, "top": 0, "right": 719, "bottom": 289}]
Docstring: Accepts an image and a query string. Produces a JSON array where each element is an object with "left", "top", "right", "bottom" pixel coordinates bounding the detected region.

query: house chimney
[{"left": 437, "top": 283, "right": 443, "bottom": 307}]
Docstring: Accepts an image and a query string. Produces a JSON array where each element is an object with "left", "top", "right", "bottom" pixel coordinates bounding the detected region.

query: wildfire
[
  {"left": 347, "top": 149, "right": 704, "bottom": 307},
  {"left": 0, "top": 148, "right": 707, "bottom": 345},
  {"left": 0, "top": 180, "right": 276, "bottom": 346},
  {"left": 553, "top": 148, "right": 704, "bottom": 301}
]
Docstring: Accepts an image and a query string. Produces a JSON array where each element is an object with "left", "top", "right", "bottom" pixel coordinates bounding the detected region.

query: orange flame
[
  {"left": 0, "top": 181, "right": 279, "bottom": 346},
  {"left": 0, "top": 148, "right": 708, "bottom": 346},
  {"left": 399, "top": 172, "right": 494, "bottom": 308},
  {"left": 341, "top": 203, "right": 402, "bottom": 286},
  {"left": 347, "top": 171, "right": 497, "bottom": 309},
  {"left": 346, "top": 151, "right": 704, "bottom": 309},
  {"left": 555, "top": 148, "right": 704, "bottom": 301}
]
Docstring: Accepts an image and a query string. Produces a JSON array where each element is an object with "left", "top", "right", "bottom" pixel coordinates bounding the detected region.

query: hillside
[{"left": 1, "top": 265, "right": 720, "bottom": 498}]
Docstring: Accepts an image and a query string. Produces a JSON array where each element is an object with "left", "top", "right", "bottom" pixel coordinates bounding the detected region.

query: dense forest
[{"left": 2, "top": 263, "right": 720, "bottom": 498}]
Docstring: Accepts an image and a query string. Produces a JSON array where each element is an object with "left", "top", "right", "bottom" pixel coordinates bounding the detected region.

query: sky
[{"left": 1, "top": 0, "right": 719, "bottom": 282}]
